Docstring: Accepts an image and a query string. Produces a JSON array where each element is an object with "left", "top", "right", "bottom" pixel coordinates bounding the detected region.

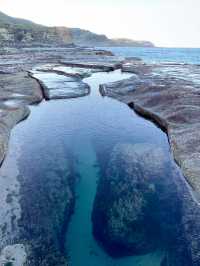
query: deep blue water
[
  {"left": 0, "top": 66, "right": 193, "bottom": 265},
  {"left": 100, "top": 47, "right": 200, "bottom": 64},
  {"left": 2, "top": 70, "right": 170, "bottom": 265}
]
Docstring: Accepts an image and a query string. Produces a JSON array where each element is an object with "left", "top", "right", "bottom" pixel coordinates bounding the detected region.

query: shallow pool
[{"left": 0, "top": 69, "right": 186, "bottom": 265}]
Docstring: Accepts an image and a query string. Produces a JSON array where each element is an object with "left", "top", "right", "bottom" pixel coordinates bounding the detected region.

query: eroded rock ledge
[
  {"left": 100, "top": 60, "right": 200, "bottom": 195},
  {"left": 0, "top": 72, "right": 43, "bottom": 164},
  {"left": 97, "top": 60, "right": 200, "bottom": 266},
  {"left": 0, "top": 46, "right": 120, "bottom": 164}
]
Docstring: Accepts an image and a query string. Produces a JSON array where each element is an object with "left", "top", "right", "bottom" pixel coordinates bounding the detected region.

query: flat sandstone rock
[
  {"left": 30, "top": 69, "right": 90, "bottom": 100},
  {"left": 100, "top": 61, "right": 200, "bottom": 195}
]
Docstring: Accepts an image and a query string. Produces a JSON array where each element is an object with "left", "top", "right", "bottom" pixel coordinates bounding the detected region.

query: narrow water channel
[
  {"left": 65, "top": 71, "right": 167, "bottom": 266},
  {"left": 0, "top": 69, "right": 182, "bottom": 265}
]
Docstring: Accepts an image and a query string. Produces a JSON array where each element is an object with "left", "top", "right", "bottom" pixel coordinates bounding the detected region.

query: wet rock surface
[
  {"left": 0, "top": 47, "right": 116, "bottom": 74},
  {"left": 36, "top": 64, "right": 103, "bottom": 78},
  {"left": 0, "top": 71, "right": 42, "bottom": 166},
  {"left": 101, "top": 61, "right": 200, "bottom": 196},
  {"left": 0, "top": 72, "right": 43, "bottom": 103},
  {"left": 61, "top": 59, "right": 122, "bottom": 71},
  {"left": 30, "top": 68, "right": 90, "bottom": 100},
  {"left": 0, "top": 105, "right": 30, "bottom": 165},
  {"left": 1, "top": 46, "right": 200, "bottom": 266},
  {"left": 99, "top": 60, "right": 200, "bottom": 266},
  {"left": 0, "top": 46, "right": 119, "bottom": 163},
  {"left": 29, "top": 58, "right": 125, "bottom": 99}
]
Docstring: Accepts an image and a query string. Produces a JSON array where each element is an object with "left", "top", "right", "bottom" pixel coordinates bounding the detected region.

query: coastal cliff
[
  {"left": 70, "top": 28, "right": 155, "bottom": 47},
  {"left": 0, "top": 11, "right": 73, "bottom": 47},
  {"left": 0, "top": 12, "right": 199, "bottom": 264},
  {"left": 0, "top": 11, "right": 154, "bottom": 48}
]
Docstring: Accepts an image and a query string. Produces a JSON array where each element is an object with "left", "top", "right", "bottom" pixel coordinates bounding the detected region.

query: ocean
[{"left": 100, "top": 47, "right": 200, "bottom": 64}]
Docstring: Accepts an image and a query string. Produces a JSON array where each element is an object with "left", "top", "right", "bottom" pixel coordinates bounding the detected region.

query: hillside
[
  {"left": 110, "top": 38, "right": 154, "bottom": 47},
  {"left": 0, "top": 11, "right": 155, "bottom": 47},
  {"left": 0, "top": 11, "right": 73, "bottom": 47},
  {"left": 0, "top": 11, "right": 41, "bottom": 28},
  {"left": 70, "top": 28, "right": 155, "bottom": 47},
  {"left": 70, "top": 28, "right": 109, "bottom": 47}
]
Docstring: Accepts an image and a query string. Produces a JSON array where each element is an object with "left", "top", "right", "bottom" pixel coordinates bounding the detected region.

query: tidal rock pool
[{"left": 0, "top": 69, "right": 195, "bottom": 265}]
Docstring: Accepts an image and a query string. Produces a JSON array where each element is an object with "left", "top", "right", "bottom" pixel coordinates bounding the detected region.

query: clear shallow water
[
  {"left": 65, "top": 71, "right": 169, "bottom": 266},
  {"left": 100, "top": 47, "right": 200, "bottom": 64},
  {"left": 2, "top": 70, "right": 181, "bottom": 265}
]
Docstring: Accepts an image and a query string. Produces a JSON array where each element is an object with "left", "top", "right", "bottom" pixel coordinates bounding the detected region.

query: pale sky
[{"left": 0, "top": 0, "right": 200, "bottom": 48}]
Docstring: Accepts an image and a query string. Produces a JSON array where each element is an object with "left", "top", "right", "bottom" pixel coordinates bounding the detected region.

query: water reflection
[{"left": 0, "top": 70, "right": 195, "bottom": 266}]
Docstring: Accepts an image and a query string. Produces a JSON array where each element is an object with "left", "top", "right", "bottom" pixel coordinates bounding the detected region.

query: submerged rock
[
  {"left": 92, "top": 143, "right": 183, "bottom": 258},
  {"left": 0, "top": 244, "right": 27, "bottom": 266},
  {"left": 16, "top": 135, "right": 77, "bottom": 266}
]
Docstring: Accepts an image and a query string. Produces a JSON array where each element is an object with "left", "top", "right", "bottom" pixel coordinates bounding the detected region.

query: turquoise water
[
  {"left": 100, "top": 47, "right": 200, "bottom": 64},
  {"left": 65, "top": 71, "right": 171, "bottom": 266},
  {"left": 66, "top": 142, "right": 164, "bottom": 266},
  {"left": 4, "top": 69, "right": 182, "bottom": 265},
  {"left": 67, "top": 141, "right": 163, "bottom": 265}
]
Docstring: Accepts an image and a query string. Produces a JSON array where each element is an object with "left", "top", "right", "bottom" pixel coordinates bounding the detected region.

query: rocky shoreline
[
  {"left": 98, "top": 60, "right": 200, "bottom": 266},
  {"left": 1, "top": 46, "right": 200, "bottom": 266},
  {"left": 100, "top": 60, "right": 200, "bottom": 196},
  {"left": 0, "top": 46, "right": 118, "bottom": 165},
  {"left": 0, "top": 46, "right": 125, "bottom": 265}
]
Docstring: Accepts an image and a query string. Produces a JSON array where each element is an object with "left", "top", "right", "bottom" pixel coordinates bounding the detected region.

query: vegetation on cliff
[{"left": 0, "top": 11, "right": 154, "bottom": 47}]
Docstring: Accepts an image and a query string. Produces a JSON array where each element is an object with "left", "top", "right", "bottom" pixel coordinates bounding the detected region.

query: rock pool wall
[
  {"left": 100, "top": 60, "right": 200, "bottom": 266},
  {"left": 101, "top": 61, "right": 200, "bottom": 195}
]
